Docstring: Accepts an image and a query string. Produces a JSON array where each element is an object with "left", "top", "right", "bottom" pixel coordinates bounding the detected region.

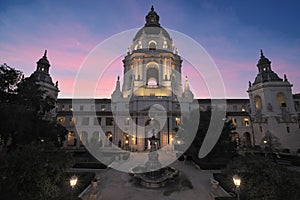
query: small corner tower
[
  {"left": 31, "top": 50, "right": 59, "bottom": 100},
  {"left": 247, "top": 50, "right": 297, "bottom": 150},
  {"left": 30, "top": 50, "right": 60, "bottom": 120}
]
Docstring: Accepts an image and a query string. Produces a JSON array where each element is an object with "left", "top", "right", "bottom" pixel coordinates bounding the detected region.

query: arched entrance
[
  {"left": 105, "top": 131, "right": 113, "bottom": 147},
  {"left": 80, "top": 131, "right": 88, "bottom": 146},
  {"left": 231, "top": 132, "right": 240, "bottom": 146},
  {"left": 90, "top": 131, "right": 100, "bottom": 148},
  {"left": 67, "top": 131, "right": 76, "bottom": 146},
  {"left": 145, "top": 119, "right": 160, "bottom": 150},
  {"left": 146, "top": 65, "right": 159, "bottom": 87},
  {"left": 243, "top": 132, "right": 251, "bottom": 147}
]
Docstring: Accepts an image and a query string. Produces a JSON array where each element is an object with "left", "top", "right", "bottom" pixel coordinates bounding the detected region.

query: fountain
[{"left": 130, "top": 132, "right": 179, "bottom": 188}]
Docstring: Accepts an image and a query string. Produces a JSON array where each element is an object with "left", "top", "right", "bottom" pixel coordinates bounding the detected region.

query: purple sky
[{"left": 1, "top": 0, "right": 300, "bottom": 98}]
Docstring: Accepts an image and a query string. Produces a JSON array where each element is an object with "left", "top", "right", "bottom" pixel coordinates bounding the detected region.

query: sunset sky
[{"left": 1, "top": 0, "right": 300, "bottom": 98}]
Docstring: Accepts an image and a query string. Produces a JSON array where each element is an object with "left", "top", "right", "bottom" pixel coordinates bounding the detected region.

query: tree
[
  {"left": 181, "top": 111, "right": 236, "bottom": 160},
  {"left": 0, "top": 63, "right": 67, "bottom": 149},
  {"left": 0, "top": 64, "right": 71, "bottom": 199},
  {"left": 0, "top": 63, "right": 22, "bottom": 102},
  {"left": 224, "top": 154, "right": 300, "bottom": 200},
  {"left": 0, "top": 143, "right": 74, "bottom": 200},
  {"left": 206, "top": 118, "right": 236, "bottom": 159},
  {"left": 16, "top": 76, "right": 45, "bottom": 114}
]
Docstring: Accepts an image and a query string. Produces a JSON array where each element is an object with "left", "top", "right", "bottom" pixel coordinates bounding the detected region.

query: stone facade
[{"left": 51, "top": 7, "right": 300, "bottom": 153}]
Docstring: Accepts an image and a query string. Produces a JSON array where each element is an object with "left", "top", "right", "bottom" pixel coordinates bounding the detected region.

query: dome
[
  {"left": 257, "top": 51, "right": 271, "bottom": 67},
  {"left": 37, "top": 50, "right": 50, "bottom": 65},
  {"left": 131, "top": 6, "right": 174, "bottom": 52},
  {"left": 133, "top": 26, "right": 171, "bottom": 41}
]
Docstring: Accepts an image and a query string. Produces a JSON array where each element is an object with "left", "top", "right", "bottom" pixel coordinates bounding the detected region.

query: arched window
[
  {"left": 254, "top": 95, "right": 262, "bottom": 110},
  {"left": 243, "top": 132, "right": 251, "bottom": 147},
  {"left": 276, "top": 92, "right": 286, "bottom": 107},
  {"left": 105, "top": 131, "right": 113, "bottom": 145},
  {"left": 80, "top": 131, "right": 88, "bottom": 146},
  {"left": 92, "top": 131, "right": 100, "bottom": 142},
  {"left": 148, "top": 78, "right": 157, "bottom": 86},
  {"left": 146, "top": 67, "right": 159, "bottom": 87},
  {"left": 163, "top": 40, "right": 168, "bottom": 48},
  {"left": 148, "top": 40, "right": 156, "bottom": 50}
]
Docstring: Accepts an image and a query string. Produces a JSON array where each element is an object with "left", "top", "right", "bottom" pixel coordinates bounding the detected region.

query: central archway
[
  {"left": 145, "top": 119, "right": 161, "bottom": 150},
  {"left": 146, "top": 67, "right": 159, "bottom": 86}
]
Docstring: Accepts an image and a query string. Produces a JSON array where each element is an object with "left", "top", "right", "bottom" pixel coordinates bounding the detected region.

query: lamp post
[
  {"left": 263, "top": 140, "right": 267, "bottom": 157},
  {"left": 70, "top": 175, "right": 78, "bottom": 200},
  {"left": 125, "top": 139, "right": 129, "bottom": 151},
  {"left": 233, "top": 175, "right": 241, "bottom": 200}
]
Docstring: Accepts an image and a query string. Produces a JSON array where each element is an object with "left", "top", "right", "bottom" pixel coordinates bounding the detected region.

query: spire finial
[
  {"left": 44, "top": 50, "right": 47, "bottom": 57},
  {"left": 151, "top": 5, "right": 154, "bottom": 11},
  {"left": 260, "top": 49, "right": 264, "bottom": 57},
  {"left": 117, "top": 75, "right": 120, "bottom": 81},
  {"left": 185, "top": 75, "right": 190, "bottom": 91},
  {"left": 284, "top": 74, "right": 288, "bottom": 82}
]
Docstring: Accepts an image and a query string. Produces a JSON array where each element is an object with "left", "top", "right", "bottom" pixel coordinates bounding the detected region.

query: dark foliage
[{"left": 223, "top": 155, "right": 300, "bottom": 200}]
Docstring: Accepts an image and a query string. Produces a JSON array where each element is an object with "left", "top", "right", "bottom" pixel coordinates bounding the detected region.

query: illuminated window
[
  {"left": 241, "top": 105, "right": 246, "bottom": 112},
  {"left": 69, "top": 105, "right": 73, "bottom": 111},
  {"left": 70, "top": 117, "right": 75, "bottom": 125},
  {"left": 148, "top": 40, "right": 156, "bottom": 50},
  {"left": 163, "top": 40, "right": 168, "bottom": 48},
  {"left": 255, "top": 95, "right": 262, "bottom": 110},
  {"left": 231, "top": 118, "right": 237, "bottom": 126},
  {"left": 243, "top": 118, "right": 250, "bottom": 127},
  {"left": 147, "top": 78, "right": 157, "bottom": 86},
  {"left": 101, "top": 105, "right": 106, "bottom": 111},
  {"left": 277, "top": 93, "right": 287, "bottom": 108},
  {"left": 175, "top": 117, "right": 181, "bottom": 126}
]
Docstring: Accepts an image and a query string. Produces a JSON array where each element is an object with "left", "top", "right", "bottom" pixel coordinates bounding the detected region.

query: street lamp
[
  {"left": 263, "top": 140, "right": 268, "bottom": 157},
  {"left": 70, "top": 175, "right": 78, "bottom": 200},
  {"left": 125, "top": 139, "right": 129, "bottom": 151},
  {"left": 233, "top": 175, "right": 241, "bottom": 200}
]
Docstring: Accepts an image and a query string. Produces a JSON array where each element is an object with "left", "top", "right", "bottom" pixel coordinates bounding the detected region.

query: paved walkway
[{"left": 84, "top": 160, "right": 222, "bottom": 200}]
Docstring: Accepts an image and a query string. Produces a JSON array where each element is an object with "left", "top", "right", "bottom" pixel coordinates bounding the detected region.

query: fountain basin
[{"left": 130, "top": 166, "right": 179, "bottom": 188}]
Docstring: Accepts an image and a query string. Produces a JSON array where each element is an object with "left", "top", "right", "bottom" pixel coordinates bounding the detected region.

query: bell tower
[
  {"left": 111, "top": 6, "right": 194, "bottom": 152},
  {"left": 30, "top": 50, "right": 59, "bottom": 120},
  {"left": 121, "top": 6, "right": 184, "bottom": 98},
  {"left": 247, "top": 50, "right": 297, "bottom": 149}
]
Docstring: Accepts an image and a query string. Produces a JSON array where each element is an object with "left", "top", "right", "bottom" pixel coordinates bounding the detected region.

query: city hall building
[{"left": 31, "top": 7, "right": 300, "bottom": 153}]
